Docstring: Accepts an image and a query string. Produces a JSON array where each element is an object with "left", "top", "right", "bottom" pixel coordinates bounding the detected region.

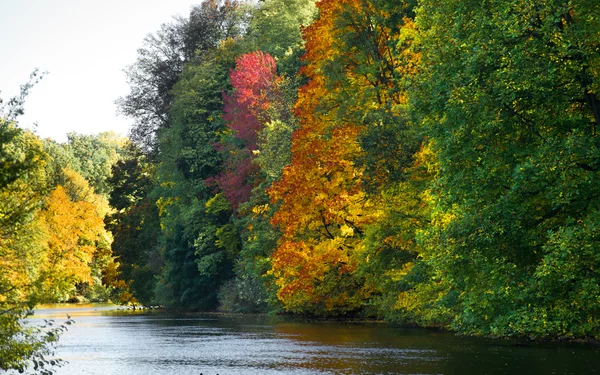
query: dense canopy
[{"left": 3, "top": 0, "right": 600, "bottom": 371}]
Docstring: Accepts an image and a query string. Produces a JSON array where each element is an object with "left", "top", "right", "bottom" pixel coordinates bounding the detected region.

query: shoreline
[{"left": 35, "top": 302, "right": 600, "bottom": 346}]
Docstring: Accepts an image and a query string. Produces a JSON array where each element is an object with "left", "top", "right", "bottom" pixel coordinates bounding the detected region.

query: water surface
[{"left": 30, "top": 304, "right": 600, "bottom": 375}]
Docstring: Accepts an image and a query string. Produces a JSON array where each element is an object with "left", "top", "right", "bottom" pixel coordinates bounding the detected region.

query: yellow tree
[
  {"left": 0, "top": 120, "right": 61, "bottom": 372},
  {"left": 0, "top": 124, "right": 49, "bottom": 306},
  {"left": 39, "top": 180, "right": 107, "bottom": 301}
]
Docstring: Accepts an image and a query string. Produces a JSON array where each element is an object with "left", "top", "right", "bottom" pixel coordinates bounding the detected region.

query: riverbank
[
  {"left": 113, "top": 305, "right": 600, "bottom": 346},
  {"left": 35, "top": 302, "right": 600, "bottom": 346}
]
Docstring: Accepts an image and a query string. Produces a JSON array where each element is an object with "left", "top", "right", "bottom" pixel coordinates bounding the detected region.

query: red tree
[{"left": 215, "top": 51, "right": 280, "bottom": 209}]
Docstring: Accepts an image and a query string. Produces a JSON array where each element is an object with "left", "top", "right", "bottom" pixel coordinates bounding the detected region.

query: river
[{"left": 27, "top": 304, "right": 600, "bottom": 375}]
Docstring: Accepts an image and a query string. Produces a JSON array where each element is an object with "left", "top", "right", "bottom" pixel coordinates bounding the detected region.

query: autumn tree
[
  {"left": 268, "top": 0, "right": 377, "bottom": 314},
  {"left": 215, "top": 0, "right": 319, "bottom": 313},
  {"left": 0, "top": 121, "right": 51, "bottom": 372},
  {"left": 0, "top": 76, "right": 69, "bottom": 373},
  {"left": 42, "top": 138, "right": 121, "bottom": 302},
  {"left": 266, "top": 0, "right": 427, "bottom": 316},
  {"left": 38, "top": 185, "right": 105, "bottom": 301},
  {"left": 212, "top": 51, "right": 280, "bottom": 209}
]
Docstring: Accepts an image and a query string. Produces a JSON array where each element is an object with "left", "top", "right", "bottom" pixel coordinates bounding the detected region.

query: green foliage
[
  {"left": 39, "top": 135, "right": 120, "bottom": 304},
  {"left": 245, "top": 0, "right": 316, "bottom": 76},
  {"left": 0, "top": 125, "right": 47, "bottom": 192},
  {"left": 42, "top": 132, "right": 125, "bottom": 198},
  {"left": 254, "top": 75, "right": 301, "bottom": 183},
  {"left": 106, "top": 143, "right": 161, "bottom": 305},
  {"left": 255, "top": 120, "right": 295, "bottom": 181},
  {"left": 413, "top": 0, "right": 600, "bottom": 338},
  {"left": 0, "top": 310, "right": 73, "bottom": 374},
  {"left": 105, "top": 0, "right": 600, "bottom": 341},
  {"left": 65, "top": 132, "right": 125, "bottom": 196},
  {"left": 152, "top": 44, "right": 239, "bottom": 309},
  {"left": 224, "top": 188, "right": 283, "bottom": 313},
  {"left": 118, "top": 0, "right": 247, "bottom": 154},
  {"left": 0, "top": 125, "right": 50, "bottom": 371}
]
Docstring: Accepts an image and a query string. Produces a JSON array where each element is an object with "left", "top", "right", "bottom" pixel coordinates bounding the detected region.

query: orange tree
[{"left": 268, "top": 0, "right": 424, "bottom": 315}]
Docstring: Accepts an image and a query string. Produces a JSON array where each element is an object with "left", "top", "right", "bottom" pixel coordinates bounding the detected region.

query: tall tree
[
  {"left": 213, "top": 51, "right": 280, "bottom": 209},
  {"left": 267, "top": 0, "right": 425, "bottom": 316},
  {"left": 0, "top": 121, "right": 51, "bottom": 372},
  {"left": 152, "top": 41, "right": 240, "bottom": 308},
  {"left": 106, "top": 143, "right": 161, "bottom": 305},
  {"left": 413, "top": 0, "right": 600, "bottom": 338},
  {"left": 268, "top": 0, "right": 378, "bottom": 315},
  {"left": 117, "top": 0, "right": 246, "bottom": 154}
]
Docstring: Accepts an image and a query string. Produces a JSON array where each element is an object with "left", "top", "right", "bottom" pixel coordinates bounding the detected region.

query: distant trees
[
  {"left": 41, "top": 133, "right": 125, "bottom": 302},
  {"left": 106, "top": 144, "right": 161, "bottom": 305}
]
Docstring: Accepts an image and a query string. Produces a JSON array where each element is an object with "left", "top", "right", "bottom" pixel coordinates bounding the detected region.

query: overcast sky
[{"left": 0, "top": 0, "right": 196, "bottom": 142}]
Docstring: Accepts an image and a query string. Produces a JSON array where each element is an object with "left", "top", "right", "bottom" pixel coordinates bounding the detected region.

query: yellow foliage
[
  {"left": 39, "top": 185, "right": 106, "bottom": 300},
  {"left": 252, "top": 204, "right": 270, "bottom": 216},
  {"left": 267, "top": 0, "right": 421, "bottom": 314}
]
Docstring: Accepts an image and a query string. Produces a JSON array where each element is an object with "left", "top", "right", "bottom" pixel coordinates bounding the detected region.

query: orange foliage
[
  {"left": 268, "top": 0, "right": 422, "bottom": 313},
  {"left": 268, "top": 0, "right": 381, "bottom": 313}
]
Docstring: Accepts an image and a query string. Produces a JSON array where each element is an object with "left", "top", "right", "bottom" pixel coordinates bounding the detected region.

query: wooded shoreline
[{"left": 3, "top": 0, "right": 600, "bottom": 371}]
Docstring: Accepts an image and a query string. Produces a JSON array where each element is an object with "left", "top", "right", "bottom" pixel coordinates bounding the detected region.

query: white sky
[{"left": 0, "top": 0, "right": 197, "bottom": 142}]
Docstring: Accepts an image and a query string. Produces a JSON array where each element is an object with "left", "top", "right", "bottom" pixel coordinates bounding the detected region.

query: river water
[{"left": 28, "top": 304, "right": 599, "bottom": 375}]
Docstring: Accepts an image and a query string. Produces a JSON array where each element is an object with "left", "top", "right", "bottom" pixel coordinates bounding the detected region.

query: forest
[{"left": 2, "top": 0, "right": 600, "bottom": 371}]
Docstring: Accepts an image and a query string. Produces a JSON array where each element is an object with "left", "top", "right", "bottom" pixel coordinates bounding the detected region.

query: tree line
[
  {"left": 2, "top": 0, "right": 600, "bottom": 370},
  {"left": 113, "top": 0, "right": 600, "bottom": 339}
]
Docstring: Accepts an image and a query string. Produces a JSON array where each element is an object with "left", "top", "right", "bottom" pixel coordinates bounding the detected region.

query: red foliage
[
  {"left": 212, "top": 146, "right": 259, "bottom": 210},
  {"left": 214, "top": 51, "right": 280, "bottom": 209},
  {"left": 223, "top": 51, "right": 278, "bottom": 150}
]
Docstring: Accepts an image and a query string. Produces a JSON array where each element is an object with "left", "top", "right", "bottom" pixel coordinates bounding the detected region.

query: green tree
[
  {"left": 413, "top": 0, "right": 600, "bottom": 338},
  {"left": 244, "top": 0, "right": 316, "bottom": 76},
  {"left": 106, "top": 143, "right": 161, "bottom": 305},
  {"left": 66, "top": 132, "right": 125, "bottom": 196},
  {"left": 153, "top": 42, "right": 239, "bottom": 308},
  {"left": 42, "top": 132, "right": 125, "bottom": 200},
  {"left": 0, "top": 120, "right": 51, "bottom": 372},
  {"left": 117, "top": 0, "right": 246, "bottom": 154}
]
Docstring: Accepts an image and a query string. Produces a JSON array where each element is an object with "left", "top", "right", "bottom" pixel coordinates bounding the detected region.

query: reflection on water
[{"left": 27, "top": 305, "right": 600, "bottom": 375}]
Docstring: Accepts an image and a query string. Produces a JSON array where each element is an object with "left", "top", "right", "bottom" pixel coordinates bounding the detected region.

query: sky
[{"left": 0, "top": 0, "right": 197, "bottom": 142}]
